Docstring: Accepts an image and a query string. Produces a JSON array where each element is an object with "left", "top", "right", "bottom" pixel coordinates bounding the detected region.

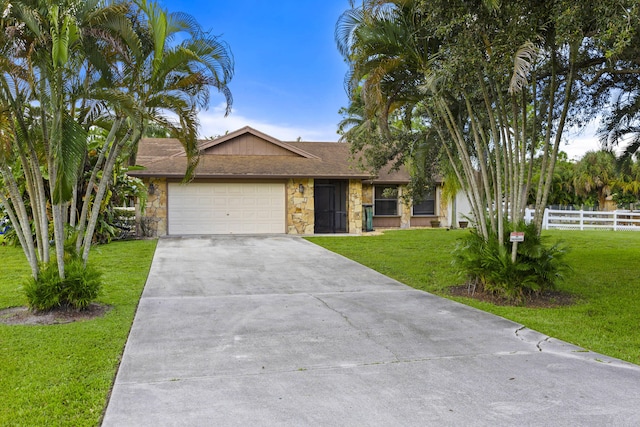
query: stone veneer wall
[
  {"left": 362, "top": 183, "right": 373, "bottom": 205},
  {"left": 348, "top": 180, "right": 363, "bottom": 234},
  {"left": 139, "top": 178, "right": 367, "bottom": 236},
  {"left": 398, "top": 185, "right": 411, "bottom": 228},
  {"left": 287, "top": 178, "right": 314, "bottom": 234},
  {"left": 140, "top": 177, "right": 167, "bottom": 237}
]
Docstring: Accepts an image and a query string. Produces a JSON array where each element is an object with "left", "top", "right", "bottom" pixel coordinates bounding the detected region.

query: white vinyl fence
[{"left": 524, "top": 208, "right": 640, "bottom": 231}]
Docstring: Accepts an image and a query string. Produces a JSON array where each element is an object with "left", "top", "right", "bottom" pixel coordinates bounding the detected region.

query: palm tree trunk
[
  {"left": 69, "top": 182, "right": 78, "bottom": 227},
  {"left": 76, "top": 118, "right": 122, "bottom": 252},
  {"left": 435, "top": 100, "right": 489, "bottom": 240},
  {"left": 48, "top": 155, "right": 66, "bottom": 279},
  {"left": 0, "top": 164, "right": 39, "bottom": 277},
  {"left": 81, "top": 129, "right": 135, "bottom": 263},
  {"left": 535, "top": 41, "right": 578, "bottom": 234}
]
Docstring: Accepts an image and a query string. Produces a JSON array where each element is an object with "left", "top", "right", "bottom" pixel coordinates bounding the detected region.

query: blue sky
[
  {"left": 161, "top": 0, "right": 599, "bottom": 158},
  {"left": 162, "top": 0, "right": 350, "bottom": 142}
]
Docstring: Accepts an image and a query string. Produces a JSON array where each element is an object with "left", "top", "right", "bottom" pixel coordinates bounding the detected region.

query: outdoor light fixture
[
  {"left": 298, "top": 183, "right": 305, "bottom": 194},
  {"left": 148, "top": 183, "right": 156, "bottom": 195}
]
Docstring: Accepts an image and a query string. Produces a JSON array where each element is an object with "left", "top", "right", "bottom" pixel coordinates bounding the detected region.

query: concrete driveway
[{"left": 102, "top": 236, "right": 640, "bottom": 426}]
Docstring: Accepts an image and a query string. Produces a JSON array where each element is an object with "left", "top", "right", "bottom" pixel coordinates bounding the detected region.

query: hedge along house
[{"left": 129, "top": 126, "right": 458, "bottom": 236}]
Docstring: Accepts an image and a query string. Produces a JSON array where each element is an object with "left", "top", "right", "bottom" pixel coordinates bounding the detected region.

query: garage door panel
[
  {"left": 168, "top": 183, "right": 285, "bottom": 235},
  {"left": 227, "top": 197, "right": 245, "bottom": 208},
  {"left": 241, "top": 211, "right": 257, "bottom": 220}
]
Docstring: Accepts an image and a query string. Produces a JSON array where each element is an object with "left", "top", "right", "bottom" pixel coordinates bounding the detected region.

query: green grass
[
  {"left": 0, "top": 239, "right": 157, "bottom": 426},
  {"left": 1, "top": 230, "right": 638, "bottom": 423},
  {"left": 307, "top": 229, "right": 640, "bottom": 365}
]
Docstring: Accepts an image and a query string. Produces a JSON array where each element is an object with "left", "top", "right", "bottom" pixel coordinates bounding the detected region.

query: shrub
[
  {"left": 453, "top": 221, "right": 569, "bottom": 303},
  {"left": 24, "top": 259, "right": 102, "bottom": 311}
]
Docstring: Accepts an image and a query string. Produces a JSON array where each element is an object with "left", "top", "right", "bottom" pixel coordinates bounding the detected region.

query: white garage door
[{"left": 168, "top": 182, "right": 285, "bottom": 234}]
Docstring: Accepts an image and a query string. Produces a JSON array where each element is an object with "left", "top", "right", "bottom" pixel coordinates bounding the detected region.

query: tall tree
[
  {"left": 573, "top": 150, "right": 617, "bottom": 208},
  {"left": 0, "top": 0, "right": 131, "bottom": 277},
  {"left": 0, "top": 0, "right": 234, "bottom": 281},
  {"left": 337, "top": 0, "right": 640, "bottom": 242},
  {"left": 75, "top": 0, "right": 234, "bottom": 261}
]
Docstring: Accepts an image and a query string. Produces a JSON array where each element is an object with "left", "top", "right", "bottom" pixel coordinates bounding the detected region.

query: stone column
[
  {"left": 141, "top": 178, "right": 167, "bottom": 237},
  {"left": 399, "top": 185, "right": 411, "bottom": 228},
  {"left": 287, "top": 178, "right": 314, "bottom": 234},
  {"left": 348, "top": 180, "right": 363, "bottom": 234}
]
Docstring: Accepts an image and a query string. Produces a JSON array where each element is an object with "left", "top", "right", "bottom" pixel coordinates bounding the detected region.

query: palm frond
[
  {"left": 335, "top": 8, "right": 364, "bottom": 58},
  {"left": 52, "top": 113, "right": 87, "bottom": 203},
  {"left": 509, "top": 41, "right": 539, "bottom": 95}
]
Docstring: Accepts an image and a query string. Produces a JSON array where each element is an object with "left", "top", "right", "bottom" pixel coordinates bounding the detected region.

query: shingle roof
[{"left": 129, "top": 127, "right": 412, "bottom": 182}]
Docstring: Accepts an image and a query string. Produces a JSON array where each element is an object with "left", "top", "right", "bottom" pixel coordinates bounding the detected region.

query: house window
[
  {"left": 413, "top": 192, "right": 436, "bottom": 216},
  {"left": 374, "top": 185, "right": 398, "bottom": 216}
]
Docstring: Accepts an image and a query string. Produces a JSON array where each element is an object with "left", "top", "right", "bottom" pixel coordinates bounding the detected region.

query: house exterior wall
[
  {"left": 207, "top": 134, "right": 299, "bottom": 156},
  {"left": 445, "top": 191, "right": 474, "bottom": 228},
  {"left": 412, "top": 185, "right": 447, "bottom": 228},
  {"left": 287, "top": 178, "right": 315, "bottom": 234},
  {"left": 348, "top": 180, "right": 363, "bottom": 234},
  {"left": 363, "top": 182, "right": 401, "bottom": 228},
  {"left": 362, "top": 182, "right": 453, "bottom": 229},
  {"left": 138, "top": 178, "right": 398, "bottom": 237},
  {"left": 438, "top": 187, "right": 449, "bottom": 226},
  {"left": 141, "top": 177, "right": 168, "bottom": 237},
  {"left": 362, "top": 183, "right": 374, "bottom": 205},
  {"left": 399, "top": 186, "right": 411, "bottom": 229}
]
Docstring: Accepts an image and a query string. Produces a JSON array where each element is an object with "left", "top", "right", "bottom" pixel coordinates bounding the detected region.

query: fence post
[
  {"left": 543, "top": 208, "right": 549, "bottom": 230},
  {"left": 580, "top": 210, "right": 584, "bottom": 231},
  {"left": 614, "top": 211, "right": 617, "bottom": 231}
]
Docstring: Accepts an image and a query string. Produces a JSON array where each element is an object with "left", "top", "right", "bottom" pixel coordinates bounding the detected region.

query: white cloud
[
  {"left": 562, "top": 123, "right": 601, "bottom": 161},
  {"left": 198, "top": 103, "right": 340, "bottom": 142},
  {"left": 562, "top": 120, "right": 628, "bottom": 161}
]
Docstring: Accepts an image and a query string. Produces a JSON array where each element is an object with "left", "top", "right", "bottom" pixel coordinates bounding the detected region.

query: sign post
[{"left": 509, "top": 232, "right": 525, "bottom": 263}]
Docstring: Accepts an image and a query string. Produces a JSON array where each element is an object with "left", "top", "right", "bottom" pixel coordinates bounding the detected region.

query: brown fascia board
[
  {"left": 128, "top": 163, "right": 418, "bottom": 184},
  {"left": 129, "top": 172, "right": 373, "bottom": 180},
  {"left": 365, "top": 177, "right": 444, "bottom": 185},
  {"left": 368, "top": 179, "right": 410, "bottom": 184},
  {"left": 127, "top": 168, "right": 372, "bottom": 180},
  {"left": 195, "top": 126, "right": 319, "bottom": 159}
]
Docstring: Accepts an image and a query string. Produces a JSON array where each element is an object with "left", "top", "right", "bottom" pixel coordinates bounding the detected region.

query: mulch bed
[
  {"left": 447, "top": 284, "right": 575, "bottom": 308},
  {"left": 0, "top": 303, "right": 110, "bottom": 325}
]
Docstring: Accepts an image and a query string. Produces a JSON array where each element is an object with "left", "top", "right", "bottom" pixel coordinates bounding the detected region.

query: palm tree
[
  {"left": 336, "top": 0, "right": 603, "bottom": 241},
  {"left": 75, "top": 0, "right": 234, "bottom": 261},
  {"left": 336, "top": 1, "right": 428, "bottom": 140},
  {"left": 573, "top": 151, "right": 617, "bottom": 209},
  {"left": 599, "top": 84, "right": 640, "bottom": 162},
  {"left": 0, "top": 0, "right": 235, "bottom": 278},
  {"left": 0, "top": 0, "right": 132, "bottom": 278}
]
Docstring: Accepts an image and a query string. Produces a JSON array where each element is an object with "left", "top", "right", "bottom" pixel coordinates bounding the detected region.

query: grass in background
[
  {"left": 308, "top": 229, "right": 640, "bottom": 365},
  {"left": 0, "top": 239, "right": 157, "bottom": 426}
]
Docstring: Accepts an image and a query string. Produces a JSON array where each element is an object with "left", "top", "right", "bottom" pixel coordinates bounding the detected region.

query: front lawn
[
  {"left": 0, "top": 239, "right": 157, "bottom": 426},
  {"left": 307, "top": 229, "right": 640, "bottom": 365}
]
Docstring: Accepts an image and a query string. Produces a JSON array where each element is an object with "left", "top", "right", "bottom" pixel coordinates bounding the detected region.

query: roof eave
[{"left": 127, "top": 172, "right": 373, "bottom": 180}]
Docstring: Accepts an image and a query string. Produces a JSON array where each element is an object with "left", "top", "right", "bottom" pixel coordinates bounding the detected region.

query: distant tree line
[{"left": 535, "top": 150, "right": 640, "bottom": 210}]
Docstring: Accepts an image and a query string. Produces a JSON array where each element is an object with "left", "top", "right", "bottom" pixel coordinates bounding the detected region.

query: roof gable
[
  {"left": 197, "top": 126, "right": 318, "bottom": 159},
  {"left": 130, "top": 126, "right": 412, "bottom": 182}
]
